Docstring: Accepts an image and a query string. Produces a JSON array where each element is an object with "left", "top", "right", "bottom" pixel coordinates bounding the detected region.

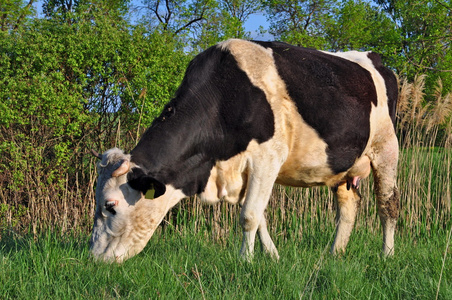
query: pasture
[{"left": 1, "top": 225, "right": 450, "bottom": 299}]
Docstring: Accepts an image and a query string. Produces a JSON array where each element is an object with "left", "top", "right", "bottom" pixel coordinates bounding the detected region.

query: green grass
[
  {"left": 1, "top": 228, "right": 450, "bottom": 299},
  {"left": 0, "top": 146, "right": 450, "bottom": 299}
]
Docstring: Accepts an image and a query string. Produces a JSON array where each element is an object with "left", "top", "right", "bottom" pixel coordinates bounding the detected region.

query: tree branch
[
  {"left": 174, "top": 16, "right": 205, "bottom": 34},
  {"left": 407, "top": 56, "right": 452, "bottom": 73},
  {"left": 13, "top": 0, "right": 35, "bottom": 30},
  {"left": 164, "top": 0, "right": 172, "bottom": 24},
  {"left": 150, "top": 0, "right": 165, "bottom": 26},
  {"left": 434, "top": 0, "right": 452, "bottom": 11}
]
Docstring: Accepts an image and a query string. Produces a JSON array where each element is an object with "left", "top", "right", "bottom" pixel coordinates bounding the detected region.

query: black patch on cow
[
  {"left": 127, "top": 168, "right": 166, "bottom": 198},
  {"left": 129, "top": 45, "right": 275, "bottom": 196},
  {"left": 252, "top": 41, "right": 377, "bottom": 174}
]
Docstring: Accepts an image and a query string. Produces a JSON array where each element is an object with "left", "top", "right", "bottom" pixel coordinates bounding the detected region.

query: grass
[
  {"left": 0, "top": 75, "right": 451, "bottom": 298},
  {"left": 1, "top": 227, "right": 450, "bottom": 299}
]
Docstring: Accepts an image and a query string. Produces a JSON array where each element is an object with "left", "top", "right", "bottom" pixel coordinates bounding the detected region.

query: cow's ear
[
  {"left": 149, "top": 178, "right": 166, "bottom": 198},
  {"left": 127, "top": 168, "right": 166, "bottom": 198}
]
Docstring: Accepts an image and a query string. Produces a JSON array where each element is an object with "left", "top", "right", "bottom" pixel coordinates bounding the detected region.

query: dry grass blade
[
  {"left": 428, "top": 79, "right": 452, "bottom": 130},
  {"left": 397, "top": 77, "right": 412, "bottom": 117},
  {"left": 436, "top": 224, "right": 452, "bottom": 300}
]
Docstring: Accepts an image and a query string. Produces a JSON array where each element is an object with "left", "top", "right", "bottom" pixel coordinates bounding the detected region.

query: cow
[{"left": 90, "top": 39, "right": 399, "bottom": 263}]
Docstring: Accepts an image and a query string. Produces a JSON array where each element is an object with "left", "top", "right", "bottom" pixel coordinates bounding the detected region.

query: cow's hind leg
[
  {"left": 371, "top": 134, "right": 399, "bottom": 256},
  {"left": 331, "top": 183, "right": 361, "bottom": 254}
]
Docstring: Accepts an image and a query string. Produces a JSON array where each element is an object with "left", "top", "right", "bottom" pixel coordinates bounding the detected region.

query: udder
[
  {"left": 344, "top": 155, "right": 371, "bottom": 190},
  {"left": 199, "top": 155, "right": 248, "bottom": 205}
]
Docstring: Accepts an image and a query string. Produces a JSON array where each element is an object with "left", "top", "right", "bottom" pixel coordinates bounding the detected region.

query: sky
[
  {"left": 32, "top": 1, "right": 274, "bottom": 40},
  {"left": 244, "top": 13, "right": 273, "bottom": 40}
]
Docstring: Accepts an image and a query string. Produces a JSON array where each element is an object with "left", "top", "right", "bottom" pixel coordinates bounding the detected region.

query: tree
[
  {"left": 0, "top": 6, "right": 189, "bottom": 231},
  {"left": 375, "top": 0, "right": 452, "bottom": 94},
  {"left": 43, "top": 0, "right": 130, "bottom": 24},
  {"left": 263, "top": 0, "right": 338, "bottom": 48},
  {"left": 43, "top": 0, "right": 77, "bottom": 19},
  {"left": 326, "top": 1, "right": 398, "bottom": 50},
  {"left": 0, "top": 0, "right": 35, "bottom": 31},
  {"left": 138, "top": 0, "right": 261, "bottom": 51},
  {"left": 140, "top": 0, "right": 212, "bottom": 34}
]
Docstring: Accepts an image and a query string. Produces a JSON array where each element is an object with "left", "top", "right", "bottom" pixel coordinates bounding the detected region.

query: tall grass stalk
[
  {"left": 436, "top": 224, "right": 452, "bottom": 300},
  {"left": 1, "top": 74, "right": 451, "bottom": 242}
]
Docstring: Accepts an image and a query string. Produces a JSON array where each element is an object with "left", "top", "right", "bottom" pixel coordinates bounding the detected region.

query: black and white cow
[{"left": 90, "top": 39, "right": 399, "bottom": 262}]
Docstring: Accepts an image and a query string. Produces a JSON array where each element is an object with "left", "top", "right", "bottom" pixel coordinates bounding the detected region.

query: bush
[{"left": 0, "top": 10, "right": 190, "bottom": 233}]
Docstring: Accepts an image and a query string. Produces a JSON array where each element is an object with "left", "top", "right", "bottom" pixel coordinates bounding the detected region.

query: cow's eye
[{"left": 105, "top": 201, "right": 117, "bottom": 215}]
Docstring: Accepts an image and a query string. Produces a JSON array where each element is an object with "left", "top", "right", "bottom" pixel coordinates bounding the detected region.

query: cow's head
[{"left": 89, "top": 148, "right": 184, "bottom": 262}]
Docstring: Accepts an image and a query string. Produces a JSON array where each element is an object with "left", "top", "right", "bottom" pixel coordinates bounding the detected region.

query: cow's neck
[
  {"left": 130, "top": 100, "right": 216, "bottom": 196},
  {"left": 129, "top": 45, "right": 275, "bottom": 195}
]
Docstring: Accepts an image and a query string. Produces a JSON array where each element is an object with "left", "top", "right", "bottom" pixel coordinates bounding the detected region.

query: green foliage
[
  {"left": 326, "top": 1, "right": 399, "bottom": 53},
  {"left": 264, "top": 0, "right": 338, "bottom": 48},
  {"left": 0, "top": 0, "right": 451, "bottom": 241},
  {"left": 376, "top": 0, "right": 452, "bottom": 95},
  {"left": 43, "top": 0, "right": 130, "bottom": 22},
  {"left": 0, "top": 5, "right": 190, "bottom": 231},
  {"left": 0, "top": 0, "right": 35, "bottom": 32}
]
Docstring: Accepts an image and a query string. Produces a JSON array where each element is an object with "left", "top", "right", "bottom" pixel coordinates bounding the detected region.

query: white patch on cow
[
  {"left": 90, "top": 149, "right": 187, "bottom": 262},
  {"left": 346, "top": 155, "right": 371, "bottom": 180}
]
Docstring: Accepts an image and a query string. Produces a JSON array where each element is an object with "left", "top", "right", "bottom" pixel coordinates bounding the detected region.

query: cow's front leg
[
  {"left": 258, "top": 216, "right": 279, "bottom": 260},
  {"left": 239, "top": 158, "right": 280, "bottom": 261},
  {"left": 331, "top": 182, "right": 361, "bottom": 254},
  {"left": 240, "top": 198, "right": 271, "bottom": 261}
]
